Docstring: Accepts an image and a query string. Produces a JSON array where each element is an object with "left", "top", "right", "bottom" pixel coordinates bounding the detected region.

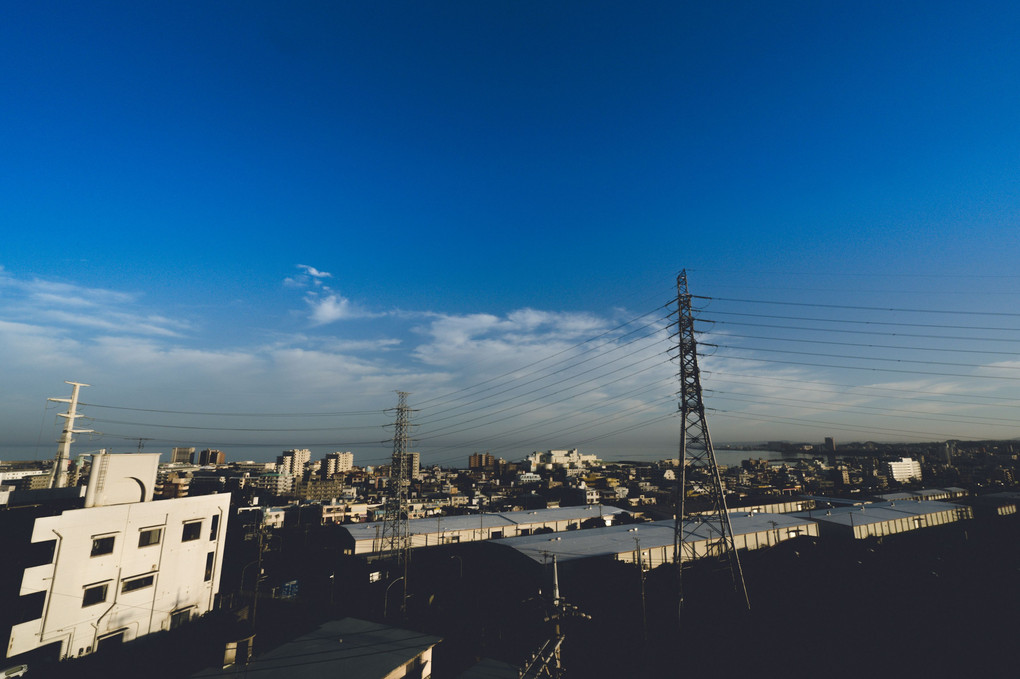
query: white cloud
[
  {"left": 297, "top": 264, "right": 332, "bottom": 280},
  {"left": 307, "top": 293, "right": 358, "bottom": 324},
  {"left": 283, "top": 264, "right": 379, "bottom": 325}
]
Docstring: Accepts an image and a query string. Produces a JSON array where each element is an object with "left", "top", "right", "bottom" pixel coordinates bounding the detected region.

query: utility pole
[
  {"left": 380, "top": 391, "right": 415, "bottom": 617},
  {"left": 670, "top": 271, "right": 750, "bottom": 612},
  {"left": 48, "top": 381, "right": 93, "bottom": 489},
  {"left": 520, "top": 556, "right": 590, "bottom": 678},
  {"left": 635, "top": 537, "right": 648, "bottom": 645}
]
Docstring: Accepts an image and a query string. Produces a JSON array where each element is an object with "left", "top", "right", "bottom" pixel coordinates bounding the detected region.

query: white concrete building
[
  {"left": 277, "top": 449, "right": 311, "bottom": 476},
  {"left": 5, "top": 453, "right": 230, "bottom": 662},
  {"left": 886, "top": 457, "right": 922, "bottom": 483},
  {"left": 323, "top": 451, "right": 354, "bottom": 475},
  {"left": 525, "top": 449, "right": 601, "bottom": 471},
  {"left": 249, "top": 472, "right": 296, "bottom": 496}
]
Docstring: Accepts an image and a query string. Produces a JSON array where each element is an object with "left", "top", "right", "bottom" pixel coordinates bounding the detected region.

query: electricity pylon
[
  {"left": 380, "top": 391, "right": 415, "bottom": 616},
  {"left": 670, "top": 271, "right": 750, "bottom": 611}
]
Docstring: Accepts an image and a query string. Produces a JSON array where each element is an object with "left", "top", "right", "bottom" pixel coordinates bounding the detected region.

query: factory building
[
  {"left": 490, "top": 513, "right": 819, "bottom": 569},
  {"left": 874, "top": 488, "right": 968, "bottom": 503},
  {"left": 795, "top": 500, "right": 972, "bottom": 539},
  {"left": 340, "top": 505, "right": 627, "bottom": 556}
]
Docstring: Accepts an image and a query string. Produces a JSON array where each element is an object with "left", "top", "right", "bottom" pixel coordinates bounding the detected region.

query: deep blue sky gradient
[{"left": 3, "top": 2, "right": 1020, "bottom": 462}]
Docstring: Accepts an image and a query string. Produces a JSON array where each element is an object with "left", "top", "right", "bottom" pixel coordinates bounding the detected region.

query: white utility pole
[{"left": 48, "top": 381, "right": 93, "bottom": 488}]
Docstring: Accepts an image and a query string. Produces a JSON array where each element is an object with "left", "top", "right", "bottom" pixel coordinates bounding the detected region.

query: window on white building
[
  {"left": 90, "top": 535, "right": 116, "bottom": 557},
  {"left": 82, "top": 583, "right": 109, "bottom": 607},
  {"left": 204, "top": 552, "right": 214, "bottom": 582},
  {"left": 182, "top": 520, "right": 202, "bottom": 542},
  {"left": 122, "top": 574, "right": 155, "bottom": 593},
  {"left": 209, "top": 514, "right": 220, "bottom": 541},
  {"left": 169, "top": 608, "right": 193, "bottom": 629},
  {"left": 138, "top": 528, "right": 162, "bottom": 548}
]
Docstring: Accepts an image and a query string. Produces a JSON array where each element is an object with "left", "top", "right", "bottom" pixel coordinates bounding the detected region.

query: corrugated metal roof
[
  {"left": 343, "top": 504, "right": 626, "bottom": 543},
  {"left": 793, "top": 500, "right": 967, "bottom": 528},
  {"left": 492, "top": 513, "right": 816, "bottom": 564}
]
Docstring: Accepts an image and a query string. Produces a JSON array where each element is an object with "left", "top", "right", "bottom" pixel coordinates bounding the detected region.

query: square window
[
  {"left": 122, "top": 574, "right": 155, "bottom": 593},
  {"left": 82, "top": 583, "right": 108, "bottom": 607},
  {"left": 91, "top": 536, "right": 115, "bottom": 557},
  {"left": 138, "top": 528, "right": 162, "bottom": 548},
  {"left": 169, "top": 608, "right": 192, "bottom": 630},
  {"left": 182, "top": 521, "right": 202, "bottom": 542}
]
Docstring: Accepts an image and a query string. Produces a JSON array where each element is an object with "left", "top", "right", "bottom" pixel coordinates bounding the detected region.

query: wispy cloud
[
  {"left": 0, "top": 273, "right": 187, "bottom": 338},
  {"left": 283, "top": 264, "right": 378, "bottom": 325}
]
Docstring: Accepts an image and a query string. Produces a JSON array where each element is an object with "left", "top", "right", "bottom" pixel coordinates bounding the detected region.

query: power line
[
  {"left": 698, "top": 317, "right": 1020, "bottom": 343},
  {"left": 85, "top": 419, "right": 384, "bottom": 432},
  {"left": 697, "top": 308, "right": 1020, "bottom": 332},
  {"left": 422, "top": 375, "right": 677, "bottom": 460},
  {"left": 706, "top": 370, "right": 1020, "bottom": 404},
  {"left": 704, "top": 332, "right": 1020, "bottom": 356},
  {"left": 696, "top": 295, "right": 1020, "bottom": 318},
  {"left": 415, "top": 303, "right": 671, "bottom": 409},
  {"left": 711, "top": 408, "right": 970, "bottom": 441},
  {"left": 702, "top": 353, "right": 1020, "bottom": 382},
  {"left": 79, "top": 402, "right": 383, "bottom": 417},
  {"left": 415, "top": 312, "right": 672, "bottom": 425},
  {"left": 708, "top": 390, "right": 1020, "bottom": 429},
  {"left": 418, "top": 351, "right": 671, "bottom": 440},
  {"left": 709, "top": 343, "right": 1020, "bottom": 372}
]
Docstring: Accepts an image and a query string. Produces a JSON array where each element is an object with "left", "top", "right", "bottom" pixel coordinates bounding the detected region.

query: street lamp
[
  {"left": 449, "top": 554, "right": 463, "bottom": 579},
  {"left": 384, "top": 576, "right": 405, "bottom": 618}
]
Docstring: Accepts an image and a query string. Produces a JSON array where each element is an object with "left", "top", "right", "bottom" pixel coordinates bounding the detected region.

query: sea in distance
[{"left": 713, "top": 449, "right": 822, "bottom": 467}]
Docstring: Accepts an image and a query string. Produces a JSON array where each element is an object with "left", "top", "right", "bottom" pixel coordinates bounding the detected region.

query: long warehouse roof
[
  {"left": 792, "top": 500, "right": 967, "bottom": 528},
  {"left": 344, "top": 504, "right": 627, "bottom": 542},
  {"left": 491, "top": 513, "right": 814, "bottom": 564}
]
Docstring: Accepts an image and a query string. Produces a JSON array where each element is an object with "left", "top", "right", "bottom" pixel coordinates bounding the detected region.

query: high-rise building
[
  {"left": 170, "top": 447, "right": 195, "bottom": 464},
  {"left": 277, "top": 448, "right": 312, "bottom": 476},
  {"left": 469, "top": 453, "right": 496, "bottom": 470},
  {"left": 824, "top": 437, "right": 836, "bottom": 467},
  {"left": 395, "top": 452, "right": 420, "bottom": 480},
  {"left": 941, "top": 441, "right": 957, "bottom": 466},
  {"left": 323, "top": 451, "right": 354, "bottom": 476},
  {"left": 199, "top": 449, "right": 226, "bottom": 466}
]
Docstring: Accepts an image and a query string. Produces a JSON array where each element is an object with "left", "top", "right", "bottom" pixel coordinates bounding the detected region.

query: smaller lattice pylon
[{"left": 379, "top": 391, "right": 417, "bottom": 616}]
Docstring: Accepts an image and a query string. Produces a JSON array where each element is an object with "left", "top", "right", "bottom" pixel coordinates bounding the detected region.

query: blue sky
[{"left": 3, "top": 2, "right": 1020, "bottom": 465}]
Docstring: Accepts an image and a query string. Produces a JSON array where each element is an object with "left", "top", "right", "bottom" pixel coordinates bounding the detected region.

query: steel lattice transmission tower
[
  {"left": 380, "top": 390, "right": 415, "bottom": 615},
  {"left": 670, "top": 271, "right": 750, "bottom": 611}
]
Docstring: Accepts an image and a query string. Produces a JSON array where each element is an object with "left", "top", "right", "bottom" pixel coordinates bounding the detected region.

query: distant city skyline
[{"left": 3, "top": 3, "right": 1020, "bottom": 463}]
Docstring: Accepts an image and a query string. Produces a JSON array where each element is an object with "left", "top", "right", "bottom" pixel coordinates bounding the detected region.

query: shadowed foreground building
[
  {"left": 191, "top": 618, "right": 441, "bottom": 679},
  {"left": 1, "top": 453, "right": 229, "bottom": 664}
]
